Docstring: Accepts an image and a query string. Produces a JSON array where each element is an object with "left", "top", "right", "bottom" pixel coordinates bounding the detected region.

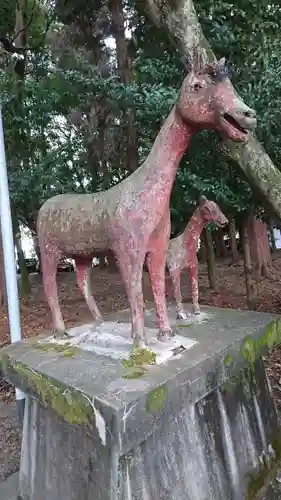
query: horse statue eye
[{"left": 194, "top": 83, "right": 202, "bottom": 91}]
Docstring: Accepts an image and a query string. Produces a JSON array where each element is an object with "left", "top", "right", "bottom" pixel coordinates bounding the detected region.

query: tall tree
[
  {"left": 8, "top": 0, "right": 31, "bottom": 296},
  {"left": 242, "top": 217, "right": 256, "bottom": 308},
  {"left": 228, "top": 217, "right": 239, "bottom": 263},
  {"left": 247, "top": 214, "right": 272, "bottom": 278},
  {"left": 204, "top": 227, "right": 216, "bottom": 289},
  {"left": 110, "top": 0, "right": 138, "bottom": 172}
]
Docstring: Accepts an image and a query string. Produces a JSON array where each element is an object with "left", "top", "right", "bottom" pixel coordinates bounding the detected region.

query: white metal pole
[{"left": 0, "top": 107, "right": 25, "bottom": 424}]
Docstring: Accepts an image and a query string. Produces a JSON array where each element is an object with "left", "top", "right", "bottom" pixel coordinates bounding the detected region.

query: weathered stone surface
[
  {"left": 0, "top": 305, "right": 280, "bottom": 499},
  {"left": 117, "top": 359, "right": 278, "bottom": 500},
  {"left": 0, "top": 472, "right": 18, "bottom": 500}
]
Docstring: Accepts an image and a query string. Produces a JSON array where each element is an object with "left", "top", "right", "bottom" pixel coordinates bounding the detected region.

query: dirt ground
[{"left": 1, "top": 252, "right": 281, "bottom": 481}]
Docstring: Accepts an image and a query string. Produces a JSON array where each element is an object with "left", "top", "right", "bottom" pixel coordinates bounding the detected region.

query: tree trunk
[
  {"left": 99, "top": 254, "right": 107, "bottom": 269},
  {"left": 218, "top": 228, "right": 228, "bottom": 258},
  {"left": 242, "top": 220, "right": 255, "bottom": 308},
  {"left": 269, "top": 221, "right": 277, "bottom": 252},
  {"left": 13, "top": 219, "right": 31, "bottom": 297},
  {"left": 110, "top": 0, "right": 138, "bottom": 172},
  {"left": 198, "top": 237, "right": 206, "bottom": 262},
  {"left": 15, "top": 241, "right": 31, "bottom": 297},
  {"left": 107, "top": 251, "right": 118, "bottom": 272},
  {"left": 247, "top": 214, "right": 273, "bottom": 278},
  {"left": 219, "top": 227, "right": 228, "bottom": 258},
  {"left": 25, "top": 220, "right": 41, "bottom": 275},
  {"left": 14, "top": 0, "right": 26, "bottom": 77},
  {"left": 204, "top": 228, "right": 216, "bottom": 290},
  {"left": 143, "top": 0, "right": 281, "bottom": 222},
  {"left": 10, "top": 2, "right": 31, "bottom": 298},
  {"left": 229, "top": 218, "right": 239, "bottom": 263},
  {"left": 33, "top": 236, "right": 42, "bottom": 275},
  {"left": 238, "top": 223, "right": 243, "bottom": 253},
  {"left": 214, "top": 231, "right": 222, "bottom": 259}
]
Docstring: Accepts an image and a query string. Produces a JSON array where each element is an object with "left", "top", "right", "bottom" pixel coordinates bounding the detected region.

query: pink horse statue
[
  {"left": 167, "top": 196, "right": 228, "bottom": 319},
  {"left": 37, "top": 58, "right": 256, "bottom": 346}
]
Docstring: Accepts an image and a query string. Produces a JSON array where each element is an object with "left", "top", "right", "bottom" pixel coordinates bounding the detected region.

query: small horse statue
[{"left": 166, "top": 196, "right": 228, "bottom": 319}]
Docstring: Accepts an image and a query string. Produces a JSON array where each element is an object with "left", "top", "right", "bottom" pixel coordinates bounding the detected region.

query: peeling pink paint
[
  {"left": 167, "top": 196, "right": 228, "bottom": 319},
  {"left": 37, "top": 59, "right": 256, "bottom": 346}
]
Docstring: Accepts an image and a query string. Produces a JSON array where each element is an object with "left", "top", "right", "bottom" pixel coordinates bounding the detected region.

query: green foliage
[
  {"left": 0, "top": 0, "right": 17, "bottom": 35},
  {"left": 1, "top": 61, "right": 88, "bottom": 225}
]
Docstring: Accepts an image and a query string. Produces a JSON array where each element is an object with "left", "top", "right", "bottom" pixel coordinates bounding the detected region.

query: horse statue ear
[{"left": 198, "top": 195, "right": 207, "bottom": 206}]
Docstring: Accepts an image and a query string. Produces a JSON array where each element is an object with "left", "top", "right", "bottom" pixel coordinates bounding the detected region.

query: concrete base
[
  {"left": 0, "top": 303, "right": 281, "bottom": 500},
  {"left": 0, "top": 473, "right": 18, "bottom": 500}
]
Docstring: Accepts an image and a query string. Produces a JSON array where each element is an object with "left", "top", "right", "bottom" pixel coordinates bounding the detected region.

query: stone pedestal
[{"left": 0, "top": 304, "right": 281, "bottom": 500}]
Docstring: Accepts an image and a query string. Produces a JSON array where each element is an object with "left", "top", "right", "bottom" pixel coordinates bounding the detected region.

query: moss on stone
[
  {"left": 146, "top": 384, "right": 168, "bottom": 414},
  {"left": 122, "top": 345, "right": 156, "bottom": 378},
  {"left": 240, "top": 317, "right": 281, "bottom": 369},
  {"left": 10, "top": 360, "right": 93, "bottom": 425},
  {"left": 122, "top": 346, "right": 156, "bottom": 369},
  {"left": 32, "top": 342, "right": 78, "bottom": 358},
  {"left": 221, "top": 378, "right": 237, "bottom": 395},
  {"left": 241, "top": 336, "right": 256, "bottom": 368},
  {"left": 221, "top": 366, "right": 254, "bottom": 403},
  {"left": 224, "top": 353, "right": 233, "bottom": 367},
  {"left": 246, "top": 430, "right": 281, "bottom": 499},
  {"left": 220, "top": 364, "right": 281, "bottom": 497},
  {"left": 123, "top": 367, "right": 148, "bottom": 379},
  {"left": 62, "top": 348, "right": 78, "bottom": 358},
  {"left": 220, "top": 359, "right": 281, "bottom": 497}
]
